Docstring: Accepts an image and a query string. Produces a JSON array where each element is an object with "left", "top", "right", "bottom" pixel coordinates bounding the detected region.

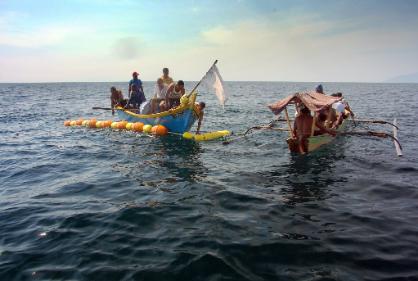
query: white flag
[{"left": 201, "top": 64, "right": 227, "bottom": 107}]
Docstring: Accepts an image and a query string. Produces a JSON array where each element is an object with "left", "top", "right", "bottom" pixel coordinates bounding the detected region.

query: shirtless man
[
  {"left": 293, "top": 106, "right": 336, "bottom": 153},
  {"left": 110, "top": 87, "right": 124, "bottom": 115},
  {"left": 195, "top": 102, "right": 205, "bottom": 134},
  {"left": 293, "top": 107, "right": 314, "bottom": 153}
]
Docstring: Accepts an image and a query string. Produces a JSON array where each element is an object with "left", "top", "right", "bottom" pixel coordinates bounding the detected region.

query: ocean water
[{"left": 1, "top": 82, "right": 418, "bottom": 281}]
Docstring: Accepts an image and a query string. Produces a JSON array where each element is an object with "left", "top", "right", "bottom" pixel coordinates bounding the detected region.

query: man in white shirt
[{"left": 151, "top": 78, "right": 168, "bottom": 113}]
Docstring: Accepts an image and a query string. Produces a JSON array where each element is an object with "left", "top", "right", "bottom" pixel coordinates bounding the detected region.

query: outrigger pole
[{"left": 271, "top": 117, "right": 399, "bottom": 130}]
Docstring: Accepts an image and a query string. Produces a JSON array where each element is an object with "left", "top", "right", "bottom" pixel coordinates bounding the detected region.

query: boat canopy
[{"left": 268, "top": 92, "right": 342, "bottom": 115}]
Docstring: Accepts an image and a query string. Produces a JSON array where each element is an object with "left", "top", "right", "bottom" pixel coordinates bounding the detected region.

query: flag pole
[{"left": 186, "top": 60, "right": 218, "bottom": 98}]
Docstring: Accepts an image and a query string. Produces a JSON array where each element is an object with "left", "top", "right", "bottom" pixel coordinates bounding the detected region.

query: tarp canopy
[{"left": 268, "top": 92, "right": 342, "bottom": 115}]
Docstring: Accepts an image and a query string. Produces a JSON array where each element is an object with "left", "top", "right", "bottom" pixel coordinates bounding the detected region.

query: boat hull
[
  {"left": 115, "top": 94, "right": 198, "bottom": 133},
  {"left": 287, "top": 115, "right": 350, "bottom": 154}
]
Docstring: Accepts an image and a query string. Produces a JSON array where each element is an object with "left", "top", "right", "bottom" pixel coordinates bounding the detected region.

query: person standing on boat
[
  {"left": 293, "top": 106, "right": 336, "bottom": 153},
  {"left": 128, "top": 71, "right": 146, "bottom": 110},
  {"left": 151, "top": 78, "right": 168, "bottom": 113},
  {"left": 110, "top": 86, "right": 124, "bottom": 115},
  {"left": 315, "top": 84, "right": 324, "bottom": 94},
  {"left": 293, "top": 107, "right": 314, "bottom": 153},
  {"left": 161, "top": 68, "right": 174, "bottom": 86},
  {"left": 166, "top": 80, "right": 185, "bottom": 109}
]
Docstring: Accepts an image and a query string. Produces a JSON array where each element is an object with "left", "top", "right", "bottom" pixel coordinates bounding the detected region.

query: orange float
[
  {"left": 117, "top": 121, "right": 127, "bottom": 129},
  {"left": 132, "top": 122, "right": 144, "bottom": 132},
  {"left": 105, "top": 120, "right": 113, "bottom": 127},
  {"left": 89, "top": 119, "right": 97, "bottom": 128},
  {"left": 151, "top": 125, "right": 168, "bottom": 136},
  {"left": 76, "top": 119, "right": 83, "bottom": 126},
  {"left": 64, "top": 120, "right": 71, "bottom": 126}
]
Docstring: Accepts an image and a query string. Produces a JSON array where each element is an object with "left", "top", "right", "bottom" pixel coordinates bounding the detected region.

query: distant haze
[
  {"left": 0, "top": 0, "right": 418, "bottom": 83},
  {"left": 385, "top": 72, "right": 418, "bottom": 83}
]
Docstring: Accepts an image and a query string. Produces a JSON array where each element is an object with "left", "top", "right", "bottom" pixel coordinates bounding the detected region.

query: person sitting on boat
[
  {"left": 315, "top": 84, "right": 324, "bottom": 94},
  {"left": 195, "top": 102, "right": 205, "bottom": 134},
  {"left": 166, "top": 80, "right": 185, "bottom": 109},
  {"left": 110, "top": 86, "right": 124, "bottom": 115},
  {"left": 161, "top": 67, "right": 174, "bottom": 86},
  {"left": 151, "top": 78, "right": 168, "bottom": 113}
]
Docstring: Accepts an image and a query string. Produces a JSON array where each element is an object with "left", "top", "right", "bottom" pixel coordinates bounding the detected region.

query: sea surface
[{"left": 1, "top": 82, "right": 418, "bottom": 281}]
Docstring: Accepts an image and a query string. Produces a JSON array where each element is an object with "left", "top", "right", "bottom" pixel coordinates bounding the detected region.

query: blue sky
[{"left": 0, "top": 0, "right": 417, "bottom": 82}]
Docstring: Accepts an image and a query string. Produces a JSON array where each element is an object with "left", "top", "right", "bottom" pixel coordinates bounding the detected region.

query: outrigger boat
[
  {"left": 91, "top": 60, "right": 229, "bottom": 138},
  {"left": 114, "top": 92, "right": 199, "bottom": 133},
  {"left": 260, "top": 91, "right": 403, "bottom": 156}
]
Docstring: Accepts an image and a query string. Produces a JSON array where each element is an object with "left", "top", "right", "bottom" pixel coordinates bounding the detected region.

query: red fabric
[{"left": 268, "top": 92, "right": 341, "bottom": 115}]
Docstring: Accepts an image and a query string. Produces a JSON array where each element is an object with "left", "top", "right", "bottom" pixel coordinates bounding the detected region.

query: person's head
[
  {"left": 197, "top": 101, "right": 206, "bottom": 111},
  {"left": 176, "top": 80, "right": 184, "bottom": 90},
  {"left": 132, "top": 71, "right": 139, "bottom": 79},
  {"left": 110, "top": 86, "right": 116, "bottom": 93},
  {"left": 315, "top": 84, "right": 324, "bottom": 94},
  {"left": 163, "top": 68, "right": 169, "bottom": 76},
  {"left": 301, "top": 106, "right": 311, "bottom": 115},
  {"left": 331, "top": 92, "right": 342, "bottom": 97},
  {"left": 157, "top": 78, "right": 164, "bottom": 87}
]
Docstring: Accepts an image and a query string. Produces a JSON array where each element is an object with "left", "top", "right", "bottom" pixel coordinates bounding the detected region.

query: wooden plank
[{"left": 393, "top": 118, "right": 403, "bottom": 157}]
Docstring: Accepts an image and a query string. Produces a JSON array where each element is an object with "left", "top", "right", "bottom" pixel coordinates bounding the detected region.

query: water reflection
[
  {"left": 279, "top": 142, "right": 347, "bottom": 205},
  {"left": 109, "top": 133, "right": 207, "bottom": 185}
]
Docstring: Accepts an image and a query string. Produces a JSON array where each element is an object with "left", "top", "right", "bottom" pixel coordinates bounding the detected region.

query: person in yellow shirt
[{"left": 161, "top": 68, "right": 174, "bottom": 86}]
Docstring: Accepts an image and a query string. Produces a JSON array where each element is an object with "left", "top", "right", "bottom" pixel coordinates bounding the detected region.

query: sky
[{"left": 0, "top": 0, "right": 418, "bottom": 82}]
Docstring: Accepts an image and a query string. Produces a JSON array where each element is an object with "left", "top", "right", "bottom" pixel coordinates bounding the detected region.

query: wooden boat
[
  {"left": 286, "top": 115, "right": 350, "bottom": 153},
  {"left": 115, "top": 92, "right": 200, "bottom": 133},
  {"left": 268, "top": 92, "right": 352, "bottom": 154},
  {"left": 267, "top": 91, "right": 402, "bottom": 156}
]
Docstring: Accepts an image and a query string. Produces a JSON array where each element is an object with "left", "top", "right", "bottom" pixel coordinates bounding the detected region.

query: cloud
[{"left": 112, "top": 37, "right": 143, "bottom": 60}]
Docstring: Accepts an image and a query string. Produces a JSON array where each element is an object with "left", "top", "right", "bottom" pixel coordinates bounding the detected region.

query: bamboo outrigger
[{"left": 266, "top": 92, "right": 403, "bottom": 156}]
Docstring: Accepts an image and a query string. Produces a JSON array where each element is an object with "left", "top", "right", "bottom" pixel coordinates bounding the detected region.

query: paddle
[{"left": 92, "top": 107, "right": 113, "bottom": 110}]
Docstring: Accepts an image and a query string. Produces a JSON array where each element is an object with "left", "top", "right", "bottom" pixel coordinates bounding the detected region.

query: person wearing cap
[
  {"left": 315, "top": 84, "right": 324, "bottom": 94},
  {"left": 161, "top": 68, "right": 174, "bottom": 86},
  {"left": 128, "top": 71, "right": 145, "bottom": 110}
]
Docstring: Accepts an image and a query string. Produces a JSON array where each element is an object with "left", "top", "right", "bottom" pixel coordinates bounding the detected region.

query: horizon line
[{"left": 1, "top": 80, "right": 417, "bottom": 84}]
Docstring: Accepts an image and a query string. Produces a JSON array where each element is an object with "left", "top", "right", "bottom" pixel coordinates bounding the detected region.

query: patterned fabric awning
[{"left": 268, "top": 92, "right": 342, "bottom": 115}]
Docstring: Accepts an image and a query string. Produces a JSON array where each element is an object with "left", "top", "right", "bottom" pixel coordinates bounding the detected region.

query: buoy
[
  {"left": 105, "top": 120, "right": 113, "bottom": 127},
  {"left": 183, "top": 130, "right": 230, "bottom": 141},
  {"left": 117, "top": 122, "right": 127, "bottom": 129},
  {"left": 151, "top": 125, "right": 168, "bottom": 136},
  {"left": 132, "top": 122, "right": 144, "bottom": 132},
  {"left": 64, "top": 120, "right": 71, "bottom": 126},
  {"left": 82, "top": 120, "right": 89, "bottom": 126},
  {"left": 143, "top": 124, "right": 152, "bottom": 133},
  {"left": 126, "top": 122, "right": 133, "bottom": 130},
  {"left": 70, "top": 120, "right": 77, "bottom": 126},
  {"left": 180, "top": 95, "right": 189, "bottom": 105},
  {"left": 76, "top": 119, "right": 83, "bottom": 126},
  {"left": 111, "top": 122, "right": 118, "bottom": 129},
  {"left": 89, "top": 119, "right": 97, "bottom": 128},
  {"left": 96, "top": 121, "right": 103, "bottom": 128}
]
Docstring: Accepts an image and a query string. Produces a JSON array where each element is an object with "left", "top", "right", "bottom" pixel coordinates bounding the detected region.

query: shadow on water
[{"left": 267, "top": 141, "right": 348, "bottom": 205}]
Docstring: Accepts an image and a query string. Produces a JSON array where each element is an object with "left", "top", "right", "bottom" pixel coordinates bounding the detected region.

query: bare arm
[
  {"left": 315, "top": 120, "right": 336, "bottom": 136},
  {"left": 196, "top": 113, "right": 203, "bottom": 134}
]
